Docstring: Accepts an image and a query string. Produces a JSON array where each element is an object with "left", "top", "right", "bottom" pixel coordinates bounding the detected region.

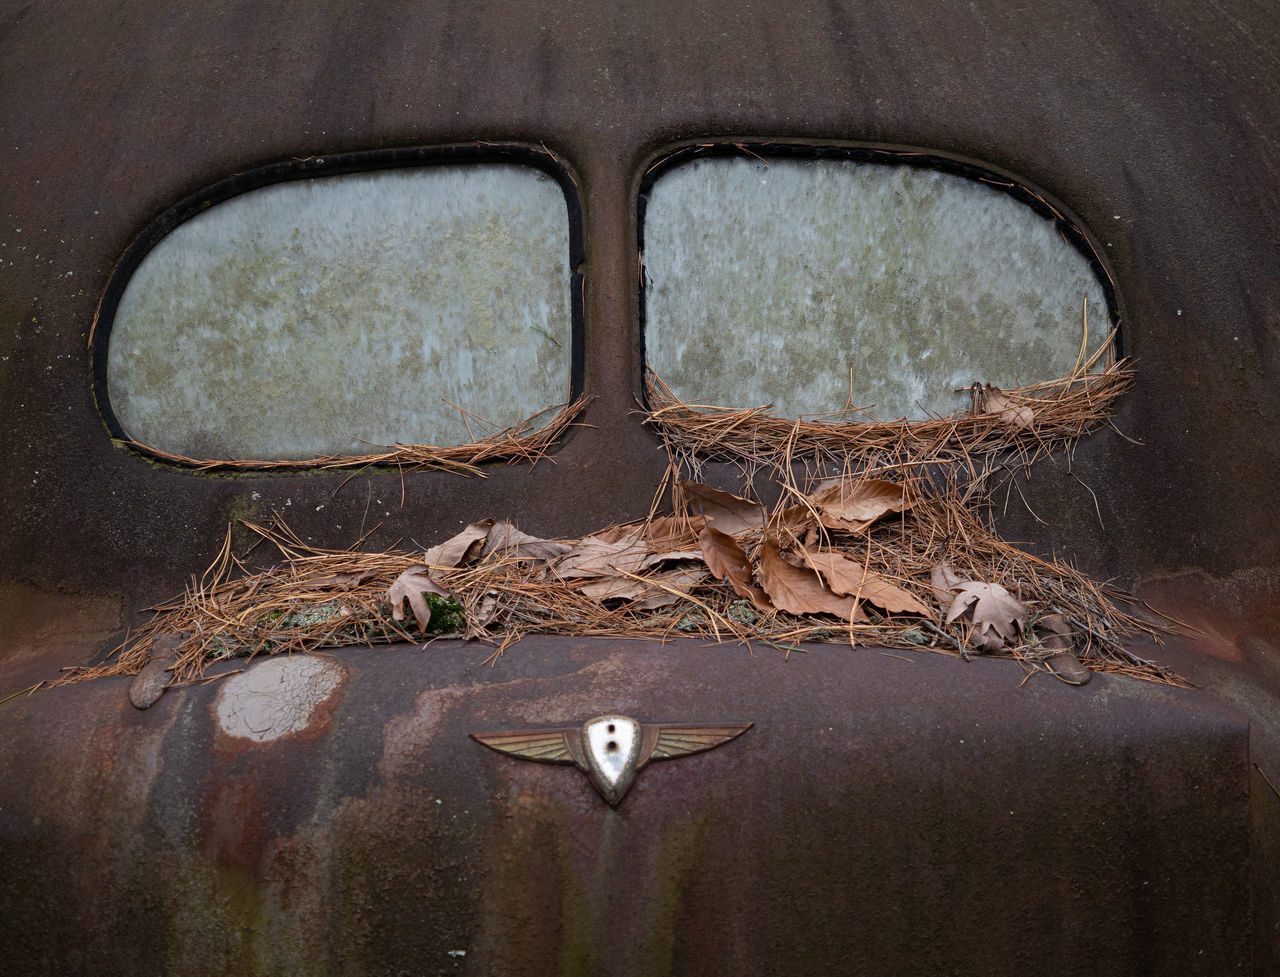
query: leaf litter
[{"left": 54, "top": 327, "right": 1187, "bottom": 693}]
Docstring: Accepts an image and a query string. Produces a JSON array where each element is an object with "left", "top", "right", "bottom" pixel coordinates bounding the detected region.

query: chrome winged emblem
[{"left": 471, "top": 715, "right": 752, "bottom": 805}]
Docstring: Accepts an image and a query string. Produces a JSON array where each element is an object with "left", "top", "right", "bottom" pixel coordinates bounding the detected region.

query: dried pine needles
[
  {"left": 56, "top": 328, "right": 1186, "bottom": 693},
  {"left": 643, "top": 325, "right": 1133, "bottom": 479},
  {"left": 122, "top": 396, "right": 591, "bottom": 475}
]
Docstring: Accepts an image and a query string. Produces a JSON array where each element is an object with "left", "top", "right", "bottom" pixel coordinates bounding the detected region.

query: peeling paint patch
[{"left": 214, "top": 655, "right": 345, "bottom": 742}]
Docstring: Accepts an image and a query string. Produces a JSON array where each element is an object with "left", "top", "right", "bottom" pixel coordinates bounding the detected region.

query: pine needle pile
[
  {"left": 123, "top": 397, "right": 591, "bottom": 475},
  {"left": 58, "top": 328, "right": 1185, "bottom": 693},
  {"left": 643, "top": 330, "right": 1131, "bottom": 477}
]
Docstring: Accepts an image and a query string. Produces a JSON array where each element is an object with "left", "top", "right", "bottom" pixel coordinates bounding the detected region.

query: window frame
[
  {"left": 634, "top": 139, "right": 1124, "bottom": 415},
  {"left": 91, "top": 142, "right": 586, "bottom": 469}
]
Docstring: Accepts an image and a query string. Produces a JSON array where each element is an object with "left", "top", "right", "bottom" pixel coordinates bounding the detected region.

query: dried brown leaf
[
  {"left": 803, "top": 550, "right": 933, "bottom": 618},
  {"left": 982, "top": 385, "right": 1035, "bottom": 429},
  {"left": 698, "top": 526, "right": 772, "bottom": 611},
  {"left": 680, "top": 481, "right": 765, "bottom": 535},
  {"left": 481, "top": 520, "right": 571, "bottom": 562},
  {"left": 423, "top": 520, "right": 494, "bottom": 567},
  {"left": 642, "top": 514, "right": 708, "bottom": 551},
  {"left": 554, "top": 530, "right": 649, "bottom": 579},
  {"left": 944, "top": 580, "right": 1029, "bottom": 650},
  {"left": 388, "top": 565, "right": 451, "bottom": 631},
  {"left": 758, "top": 535, "right": 861, "bottom": 619},
  {"left": 807, "top": 478, "right": 910, "bottom": 533}
]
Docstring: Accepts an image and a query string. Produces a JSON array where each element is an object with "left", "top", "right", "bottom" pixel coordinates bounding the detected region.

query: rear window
[
  {"left": 641, "top": 149, "right": 1115, "bottom": 419},
  {"left": 99, "top": 151, "right": 579, "bottom": 461}
]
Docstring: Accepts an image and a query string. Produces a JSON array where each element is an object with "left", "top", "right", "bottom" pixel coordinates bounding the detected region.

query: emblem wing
[
  {"left": 471, "top": 728, "right": 579, "bottom": 765},
  {"left": 649, "top": 723, "right": 753, "bottom": 761}
]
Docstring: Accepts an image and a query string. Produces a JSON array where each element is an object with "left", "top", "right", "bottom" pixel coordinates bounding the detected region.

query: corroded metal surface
[
  {"left": 1, "top": 0, "right": 1278, "bottom": 972},
  {"left": 0, "top": 639, "right": 1251, "bottom": 975},
  {"left": 2, "top": 0, "right": 1277, "bottom": 598}
]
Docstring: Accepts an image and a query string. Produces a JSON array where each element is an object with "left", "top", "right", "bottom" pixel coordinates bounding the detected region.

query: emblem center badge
[
  {"left": 583, "top": 715, "right": 642, "bottom": 798},
  {"left": 472, "top": 714, "right": 752, "bottom": 805}
]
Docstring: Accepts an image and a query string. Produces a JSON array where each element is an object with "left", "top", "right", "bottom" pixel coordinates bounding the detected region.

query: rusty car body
[{"left": 2, "top": 1, "right": 1277, "bottom": 973}]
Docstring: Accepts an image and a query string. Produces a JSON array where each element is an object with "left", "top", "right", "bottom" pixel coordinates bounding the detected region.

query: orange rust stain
[
  {"left": 1139, "top": 572, "right": 1280, "bottom": 664},
  {"left": 0, "top": 581, "right": 122, "bottom": 686}
]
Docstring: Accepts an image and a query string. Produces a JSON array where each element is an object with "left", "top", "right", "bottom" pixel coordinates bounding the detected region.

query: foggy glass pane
[
  {"left": 643, "top": 157, "right": 1112, "bottom": 420},
  {"left": 107, "top": 165, "right": 573, "bottom": 459}
]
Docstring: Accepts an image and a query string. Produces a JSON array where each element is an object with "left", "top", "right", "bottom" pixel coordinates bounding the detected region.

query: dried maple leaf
[
  {"left": 758, "top": 534, "right": 861, "bottom": 619},
  {"left": 944, "top": 580, "right": 1028, "bottom": 651},
  {"left": 803, "top": 550, "right": 933, "bottom": 618},
  {"left": 982, "top": 385, "right": 1034, "bottom": 429},
  {"left": 388, "top": 565, "right": 452, "bottom": 631},
  {"left": 680, "top": 481, "right": 765, "bottom": 535},
  {"left": 698, "top": 526, "right": 771, "bottom": 611},
  {"left": 806, "top": 478, "right": 910, "bottom": 533}
]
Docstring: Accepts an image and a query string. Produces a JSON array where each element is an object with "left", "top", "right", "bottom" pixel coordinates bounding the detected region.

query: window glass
[
  {"left": 106, "top": 163, "right": 574, "bottom": 459},
  {"left": 642, "top": 155, "right": 1113, "bottom": 419}
]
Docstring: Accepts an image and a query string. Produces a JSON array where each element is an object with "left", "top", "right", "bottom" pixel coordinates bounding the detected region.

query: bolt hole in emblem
[{"left": 471, "top": 715, "right": 752, "bottom": 805}]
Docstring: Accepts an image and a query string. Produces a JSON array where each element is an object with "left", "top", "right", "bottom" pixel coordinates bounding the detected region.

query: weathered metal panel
[
  {"left": 0, "top": 640, "right": 1251, "bottom": 975},
  {"left": 1, "top": 0, "right": 1277, "bottom": 972}
]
